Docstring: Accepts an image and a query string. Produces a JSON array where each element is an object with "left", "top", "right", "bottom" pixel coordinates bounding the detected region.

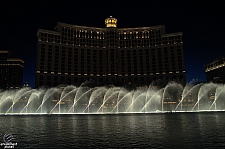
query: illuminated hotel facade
[
  {"left": 0, "top": 50, "right": 24, "bottom": 89},
  {"left": 36, "top": 16, "right": 186, "bottom": 88},
  {"left": 205, "top": 56, "right": 225, "bottom": 83}
]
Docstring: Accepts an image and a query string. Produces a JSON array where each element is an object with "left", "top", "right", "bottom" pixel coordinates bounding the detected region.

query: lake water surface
[{"left": 0, "top": 112, "right": 225, "bottom": 148}]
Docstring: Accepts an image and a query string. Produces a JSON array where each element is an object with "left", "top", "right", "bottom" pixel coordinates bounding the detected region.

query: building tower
[
  {"left": 0, "top": 50, "right": 24, "bottom": 89},
  {"left": 205, "top": 56, "right": 225, "bottom": 83},
  {"left": 36, "top": 16, "right": 186, "bottom": 88}
]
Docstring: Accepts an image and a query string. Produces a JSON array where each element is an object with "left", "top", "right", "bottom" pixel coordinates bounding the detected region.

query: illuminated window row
[
  {"left": 0, "top": 64, "right": 24, "bottom": 67},
  {"left": 36, "top": 71, "right": 185, "bottom": 76},
  {"left": 62, "top": 27, "right": 105, "bottom": 39},
  {"left": 205, "top": 63, "right": 225, "bottom": 72}
]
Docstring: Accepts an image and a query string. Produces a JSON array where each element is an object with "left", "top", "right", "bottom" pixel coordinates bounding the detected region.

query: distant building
[
  {"left": 36, "top": 16, "right": 186, "bottom": 88},
  {"left": 205, "top": 56, "right": 225, "bottom": 83},
  {"left": 0, "top": 50, "right": 24, "bottom": 89}
]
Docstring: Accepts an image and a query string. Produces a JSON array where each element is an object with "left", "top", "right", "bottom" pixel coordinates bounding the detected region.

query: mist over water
[
  {"left": 0, "top": 81, "right": 225, "bottom": 114},
  {"left": 0, "top": 81, "right": 225, "bottom": 148}
]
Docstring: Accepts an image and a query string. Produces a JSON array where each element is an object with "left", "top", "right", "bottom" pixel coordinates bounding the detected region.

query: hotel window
[
  {"left": 41, "top": 50, "right": 45, "bottom": 55},
  {"left": 47, "top": 76, "right": 51, "bottom": 81}
]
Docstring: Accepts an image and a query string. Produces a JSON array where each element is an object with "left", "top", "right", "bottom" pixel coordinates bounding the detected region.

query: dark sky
[{"left": 0, "top": 1, "right": 225, "bottom": 88}]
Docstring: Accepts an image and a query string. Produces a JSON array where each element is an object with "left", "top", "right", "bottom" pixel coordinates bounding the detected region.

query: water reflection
[{"left": 0, "top": 113, "right": 224, "bottom": 148}]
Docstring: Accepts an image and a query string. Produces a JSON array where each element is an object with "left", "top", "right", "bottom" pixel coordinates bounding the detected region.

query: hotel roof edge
[
  {"left": 118, "top": 25, "right": 165, "bottom": 30},
  {"left": 162, "top": 32, "right": 183, "bottom": 37},
  {"left": 7, "top": 58, "right": 25, "bottom": 63},
  {"left": 57, "top": 22, "right": 104, "bottom": 30},
  {"left": 57, "top": 22, "right": 166, "bottom": 30},
  {"left": 37, "top": 29, "right": 60, "bottom": 36},
  {"left": 204, "top": 56, "right": 225, "bottom": 66},
  {"left": 0, "top": 50, "right": 10, "bottom": 53}
]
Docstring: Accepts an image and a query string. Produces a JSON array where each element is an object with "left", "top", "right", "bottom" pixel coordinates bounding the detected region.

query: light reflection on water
[{"left": 0, "top": 113, "right": 224, "bottom": 148}]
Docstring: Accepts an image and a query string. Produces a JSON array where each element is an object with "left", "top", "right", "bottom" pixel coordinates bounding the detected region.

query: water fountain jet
[{"left": 0, "top": 81, "right": 225, "bottom": 114}]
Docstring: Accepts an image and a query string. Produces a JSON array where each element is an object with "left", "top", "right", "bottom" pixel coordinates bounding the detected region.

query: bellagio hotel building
[{"left": 36, "top": 16, "right": 185, "bottom": 88}]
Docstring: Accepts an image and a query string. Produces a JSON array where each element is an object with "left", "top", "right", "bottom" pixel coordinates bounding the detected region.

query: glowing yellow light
[{"left": 105, "top": 16, "right": 117, "bottom": 28}]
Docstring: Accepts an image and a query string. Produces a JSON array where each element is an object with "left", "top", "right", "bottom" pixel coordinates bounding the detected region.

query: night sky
[{"left": 0, "top": 1, "right": 225, "bottom": 88}]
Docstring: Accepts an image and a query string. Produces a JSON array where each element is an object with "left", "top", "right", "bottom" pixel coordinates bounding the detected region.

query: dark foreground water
[{"left": 0, "top": 112, "right": 225, "bottom": 148}]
